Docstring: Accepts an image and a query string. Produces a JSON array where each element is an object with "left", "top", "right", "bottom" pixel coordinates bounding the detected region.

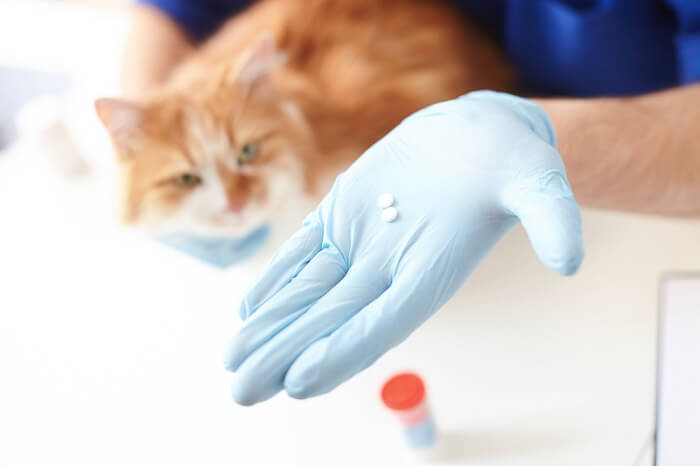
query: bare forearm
[
  {"left": 121, "top": 5, "right": 194, "bottom": 96},
  {"left": 534, "top": 85, "right": 700, "bottom": 216}
]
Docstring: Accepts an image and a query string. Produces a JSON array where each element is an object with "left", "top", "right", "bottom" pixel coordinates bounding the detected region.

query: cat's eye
[
  {"left": 238, "top": 142, "right": 260, "bottom": 165},
  {"left": 172, "top": 173, "right": 202, "bottom": 188}
]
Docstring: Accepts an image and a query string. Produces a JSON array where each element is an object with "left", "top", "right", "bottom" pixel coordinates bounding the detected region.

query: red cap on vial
[{"left": 381, "top": 372, "right": 426, "bottom": 411}]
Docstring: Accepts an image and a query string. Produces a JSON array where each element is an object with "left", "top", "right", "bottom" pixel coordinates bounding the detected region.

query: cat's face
[{"left": 97, "top": 40, "right": 316, "bottom": 237}]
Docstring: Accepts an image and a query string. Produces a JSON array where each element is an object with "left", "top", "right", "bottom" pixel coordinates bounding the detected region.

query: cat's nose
[{"left": 228, "top": 199, "right": 246, "bottom": 213}]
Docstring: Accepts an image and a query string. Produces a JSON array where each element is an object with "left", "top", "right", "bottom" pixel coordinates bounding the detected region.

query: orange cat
[{"left": 96, "top": 0, "right": 511, "bottom": 242}]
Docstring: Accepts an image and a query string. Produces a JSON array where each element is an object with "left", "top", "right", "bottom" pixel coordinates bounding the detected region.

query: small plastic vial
[{"left": 381, "top": 373, "right": 438, "bottom": 454}]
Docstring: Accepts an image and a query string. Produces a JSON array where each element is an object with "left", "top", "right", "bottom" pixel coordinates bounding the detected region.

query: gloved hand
[
  {"left": 224, "top": 91, "right": 584, "bottom": 405},
  {"left": 157, "top": 226, "right": 269, "bottom": 269}
]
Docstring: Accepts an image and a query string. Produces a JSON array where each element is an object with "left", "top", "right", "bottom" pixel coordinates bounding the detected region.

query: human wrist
[
  {"left": 533, "top": 92, "right": 700, "bottom": 216},
  {"left": 529, "top": 97, "right": 585, "bottom": 160},
  {"left": 121, "top": 5, "right": 193, "bottom": 96}
]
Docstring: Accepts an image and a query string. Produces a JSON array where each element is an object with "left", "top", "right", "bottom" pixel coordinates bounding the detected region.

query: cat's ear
[
  {"left": 230, "top": 34, "right": 286, "bottom": 89},
  {"left": 95, "top": 98, "right": 144, "bottom": 144}
]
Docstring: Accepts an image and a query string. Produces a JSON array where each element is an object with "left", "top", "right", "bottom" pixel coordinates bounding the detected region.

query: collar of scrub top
[{"left": 157, "top": 225, "right": 270, "bottom": 269}]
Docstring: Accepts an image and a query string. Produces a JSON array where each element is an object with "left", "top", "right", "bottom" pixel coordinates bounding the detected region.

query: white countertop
[{"left": 1, "top": 3, "right": 699, "bottom": 465}]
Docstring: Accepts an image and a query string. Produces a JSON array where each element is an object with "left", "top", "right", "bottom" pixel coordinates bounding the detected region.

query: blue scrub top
[{"left": 139, "top": 0, "right": 700, "bottom": 96}]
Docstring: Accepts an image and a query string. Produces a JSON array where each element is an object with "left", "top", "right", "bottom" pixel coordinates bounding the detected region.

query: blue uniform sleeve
[
  {"left": 137, "top": 0, "right": 253, "bottom": 41},
  {"left": 665, "top": 0, "right": 700, "bottom": 84}
]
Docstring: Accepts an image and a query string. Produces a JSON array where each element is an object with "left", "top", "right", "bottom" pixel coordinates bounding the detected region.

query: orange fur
[{"left": 97, "top": 0, "right": 512, "bottom": 237}]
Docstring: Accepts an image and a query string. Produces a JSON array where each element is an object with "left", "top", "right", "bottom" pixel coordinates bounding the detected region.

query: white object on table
[{"left": 656, "top": 275, "right": 700, "bottom": 466}]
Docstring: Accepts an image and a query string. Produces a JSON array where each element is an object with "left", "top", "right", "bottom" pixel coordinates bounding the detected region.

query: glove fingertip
[
  {"left": 284, "top": 341, "right": 327, "bottom": 399},
  {"left": 286, "top": 383, "right": 314, "bottom": 400},
  {"left": 231, "top": 371, "right": 283, "bottom": 406},
  {"left": 544, "top": 244, "right": 584, "bottom": 276},
  {"left": 222, "top": 350, "right": 240, "bottom": 374},
  {"left": 222, "top": 333, "right": 250, "bottom": 373},
  {"left": 231, "top": 381, "right": 258, "bottom": 407},
  {"left": 531, "top": 209, "right": 584, "bottom": 276}
]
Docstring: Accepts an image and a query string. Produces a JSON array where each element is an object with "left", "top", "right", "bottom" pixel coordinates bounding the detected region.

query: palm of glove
[{"left": 224, "top": 91, "right": 583, "bottom": 406}]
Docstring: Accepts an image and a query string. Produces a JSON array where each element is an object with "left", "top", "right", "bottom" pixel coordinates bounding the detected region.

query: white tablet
[{"left": 656, "top": 275, "right": 700, "bottom": 465}]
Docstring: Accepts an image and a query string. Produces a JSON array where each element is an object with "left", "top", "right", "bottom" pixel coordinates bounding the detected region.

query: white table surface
[{"left": 1, "top": 3, "right": 699, "bottom": 466}]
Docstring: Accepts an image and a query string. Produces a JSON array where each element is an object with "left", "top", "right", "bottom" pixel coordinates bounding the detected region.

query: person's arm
[
  {"left": 121, "top": 1, "right": 253, "bottom": 96},
  {"left": 533, "top": 84, "right": 700, "bottom": 217},
  {"left": 121, "top": 4, "right": 194, "bottom": 96}
]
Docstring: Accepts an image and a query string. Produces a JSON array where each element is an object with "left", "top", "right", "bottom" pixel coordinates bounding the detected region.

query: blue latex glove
[
  {"left": 157, "top": 226, "right": 269, "bottom": 269},
  {"left": 224, "top": 91, "right": 584, "bottom": 405}
]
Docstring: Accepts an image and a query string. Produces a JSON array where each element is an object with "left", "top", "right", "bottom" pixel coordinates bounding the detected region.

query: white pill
[
  {"left": 377, "top": 193, "right": 394, "bottom": 208},
  {"left": 381, "top": 207, "right": 398, "bottom": 223}
]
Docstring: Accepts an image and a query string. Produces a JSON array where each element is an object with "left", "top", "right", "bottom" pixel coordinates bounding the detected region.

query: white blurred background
[{"left": 1, "top": 1, "right": 699, "bottom": 465}]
